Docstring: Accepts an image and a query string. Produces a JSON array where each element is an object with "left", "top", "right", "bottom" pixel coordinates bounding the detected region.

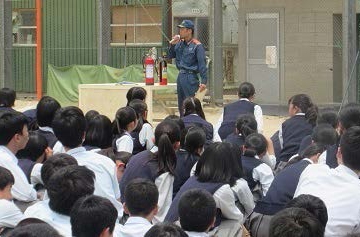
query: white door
[{"left": 246, "top": 13, "right": 279, "bottom": 104}]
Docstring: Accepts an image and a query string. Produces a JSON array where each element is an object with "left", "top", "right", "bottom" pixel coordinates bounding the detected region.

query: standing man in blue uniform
[{"left": 168, "top": 20, "right": 208, "bottom": 117}]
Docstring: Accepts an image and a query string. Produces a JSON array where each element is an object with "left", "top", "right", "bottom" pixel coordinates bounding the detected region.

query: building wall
[{"left": 238, "top": 0, "right": 345, "bottom": 104}]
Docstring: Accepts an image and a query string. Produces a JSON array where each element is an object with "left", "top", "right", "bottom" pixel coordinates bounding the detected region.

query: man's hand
[{"left": 199, "top": 83, "right": 206, "bottom": 92}]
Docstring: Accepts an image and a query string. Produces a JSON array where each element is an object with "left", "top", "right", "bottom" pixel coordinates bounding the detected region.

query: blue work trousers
[{"left": 177, "top": 72, "right": 199, "bottom": 117}]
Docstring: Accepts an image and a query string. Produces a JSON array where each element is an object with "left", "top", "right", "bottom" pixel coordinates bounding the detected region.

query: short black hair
[
  {"left": 9, "top": 223, "right": 62, "bottom": 237},
  {"left": 339, "top": 103, "right": 360, "bottom": 130},
  {"left": 126, "top": 87, "right": 147, "bottom": 106},
  {"left": 0, "top": 87, "right": 16, "bottom": 107},
  {"left": 41, "top": 153, "right": 78, "bottom": 188},
  {"left": 340, "top": 126, "right": 360, "bottom": 171},
  {"left": 184, "top": 126, "right": 206, "bottom": 154},
  {"left": 144, "top": 223, "right": 188, "bottom": 237},
  {"left": 0, "top": 110, "right": 28, "bottom": 145},
  {"left": 316, "top": 108, "right": 339, "bottom": 129},
  {"left": 70, "top": 195, "right": 118, "bottom": 237},
  {"left": 124, "top": 178, "right": 159, "bottom": 216},
  {"left": 286, "top": 194, "right": 328, "bottom": 228},
  {"left": 83, "top": 114, "right": 113, "bottom": 149},
  {"left": 47, "top": 165, "right": 95, "bottom": 215},
  {"left": 235, "top": 114, "right": 257, "bottom": 138},
  {"left": 311, "top": 124, "right": 337, "bottom": 147},
  {"left": 195, "top": 142, "right": 243, "bottom": 186},
  {"left": 52, "top": 106, "right": 86, "bottom": 148},
  {"left": 178, "top": 189, "right": 216, "bottom": 232},
  {"left": 269, "top": 207, "right": 325, "bottom": 237},
  {"left": 17, "top": 132, "right": 48, "bottom": 162},
  {"left": 36, "top": 96, "right": 61, "bottom": 127},
  {"left": 243, "top": 133, "right": 268, "bottom": 157},
  {"left": 238, "top": 82, "right": 255, "bottom": 98},
  {"left": 0, "top": 166, "right": 14, "bottom": 190},
  {"left": 84, "top": 110, "right": 100, "bottom": 125}
]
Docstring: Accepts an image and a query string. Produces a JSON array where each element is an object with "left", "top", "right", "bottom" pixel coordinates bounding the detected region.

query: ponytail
[
  {"left": 183, "top": 97, "right": 206, "bottom": 120},
  {"left": 289, "top": 94, "right": 318, "bottom": 126},
  {"left": 236, "top": 114, "right": 257, "bottom": 138},
  {"left": 305, "top": 105, "right": 318, "bottom": 127}
]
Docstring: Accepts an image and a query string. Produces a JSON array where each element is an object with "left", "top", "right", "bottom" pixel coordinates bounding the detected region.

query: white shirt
[
  {"left": 253, "top": 163, "right": 274, "bottom": 196},
  {"left": 294, "top": 164, "right": 360, "bottom": 236},
  {"left": 52, "top": 141, "right": 65, "bottom": 154},
  {"left": 153, "top": 172, "right": 174, "bottom": 224},
  {"left": 24, "top": 200, "right": 72, "bottom": 237},
  {"left": 116, "top": 132, "right": 134, "bottom": 153},
  {"left": 185, "top": 231, "right": 210, "bottom": 237},
  {"left": 38, "top": 126, "right": 54, "bottom": 134},
  {"left": 139, "top": 123, "right": 155, "bottom": 150},
  {"left": 114, "top": 216, "right": 152, "bottom": 237},
  {"left": 0, "top": 199, "right": 23, "bottom": 228},
  {"left": 213, "top": 184, "right": 244, "bottom": 222},
  {"left": 67, "top": 147, "right": 123, "bottom": 218},
  {"left": 231, "top": 179, "right": 255, "bottom": 217},
  {"left": 213, "top": 98, "right": 263, "bottom": 142},
  {"left": 0, "top": 146, "right": 37, "bottom": 202}
]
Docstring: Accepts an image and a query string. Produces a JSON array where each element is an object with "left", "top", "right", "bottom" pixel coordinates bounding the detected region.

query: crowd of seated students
[{"left": 2, "top": 83, "right": 360, "bottom": 237}]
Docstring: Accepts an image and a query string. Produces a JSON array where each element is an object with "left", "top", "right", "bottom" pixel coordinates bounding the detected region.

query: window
[
  {"left": 12, "top": 9, "right": 37, "bottom": 46},
  {"left": 111, "top": 5, "right": 163, "bottom": 46}
]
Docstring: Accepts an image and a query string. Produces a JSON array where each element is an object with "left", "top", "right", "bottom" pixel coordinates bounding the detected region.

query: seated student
[
  {"left": 115, "top": 178, "right": 159, "bottom": 237},
  {"left": 85, "top": 110, "right": 100, "bottom": 127},
  {"left": 286, "top": 194, "right": 328, "bottom": 229},
  {"left": 112, "top": 106, "right": 138, "bottom": 154},
  {"left": 120, "top": 120, "right": 180, "bottom": 223},
  {"left": 52, "top": 106, "right": 123, "bottom": 217},
  {"left": 0, "top": 88, "right": 16, "bottom": 111},
  {"left": 0, "top": 167, "right": 23, "bottom": 230},
  {"left": 275, "top": 94, "right": 317, "bottom": 165},
  {"left": 241, "top": 133, "right": 274, "bottom": 199},
  {"left": 129, "top": 99, "right": 155, "bottom": 154},
  {"left": 173, "top": 126, "right": 206, "bottom": 198},
  {"left": 70, "top": 195, "right": 118, "bottom": 237},
  {"left": 246, "top": 143, "right": 326, "bottom": 237},
  {"left": 224, "top": 113, "right": 257, "bottom": 149},
  {"left": 16, "top": 132, "right": 49, "bottom": 184},
  {"left": 215, "top": 82, "right": 263, "bottom": 141},
  {"left": 181, "top": 97, "right": 213, "bottom": 145},
  {"left": 0, "top": 110, "right": 37, "bottom": 202},
  {"left": 33, "top": 96, "right": 61, "bottom": 148},
  {"left": 294, "top": 126, "right": 360, "bottom": 236},
  {"left": 83, "top": 114, "right": 113, "bottom": 152},
  {"left": 144, "top": 223, "right": 188, "bottom": 237},
  {"left": 178, "top": 189, "right": 216, "bottom": 237},
  {"left": 166, "top": 142, "right": 253, "bottom": 226},
  {"left": 126, "top": 87, "right": 147, "bottom": 106},
  {"left": 24, "top": 165, "right": 95, "bottom": 237},
  {"left": 269, "top": 207, "right": 325, "bottom": 237},
  {"left": 8, "top": 223, "right": 62, "bottom": 237}
]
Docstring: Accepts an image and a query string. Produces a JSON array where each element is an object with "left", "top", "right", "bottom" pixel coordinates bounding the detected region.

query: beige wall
[{"left": 238, "top": 0, "right": 344, "bottom": 104}]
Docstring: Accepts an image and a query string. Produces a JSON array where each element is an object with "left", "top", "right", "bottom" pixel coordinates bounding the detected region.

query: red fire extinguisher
[
  {"left": 158, "top": 52, "right": 168, "bottom": 85},
  {"left": 143, "top": 55, "right": 155, "bottom": 85}
]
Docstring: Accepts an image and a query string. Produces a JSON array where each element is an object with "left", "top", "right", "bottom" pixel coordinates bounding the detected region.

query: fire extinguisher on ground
[
  {"left": 158, "top": 52, "right": 168, "bottom": 85},
  {"left": 143, "top": 54, "right": 155, "bottom": 85}
]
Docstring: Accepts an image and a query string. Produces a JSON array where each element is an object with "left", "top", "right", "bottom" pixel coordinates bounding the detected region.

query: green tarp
[{"left": 47, "top": 64, "right": 179, "bottom": 106}]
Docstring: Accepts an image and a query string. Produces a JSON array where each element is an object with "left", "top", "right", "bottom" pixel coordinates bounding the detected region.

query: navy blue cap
[{"left": 177, "top": 20, "right": 194, "bottom": 30}]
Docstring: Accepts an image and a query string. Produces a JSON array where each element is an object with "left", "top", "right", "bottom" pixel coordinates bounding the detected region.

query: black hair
[
  {"left": 47, "top": 165, "right": 95, "bottom": 215},
  {"left": 311, "top": 124, "right": 337, "bottom": 147},
  {"left": 316, "top": 108, "right": 339, "bottom": 129},
  {"left": 144, "top": 223, "right": 189, "bottom": 237},
  {"left": 16, "top": 218, "right": 48, "bottom": 227},
  {"left": 286, "top": 194, "right": 328, "bottom": 228},
  {"left": 84, "top": 110, "right": 100, "bottom": 128},
  {"left": 36, "top": 96, "right": 61, "bottom": 127},
  {"left": 184, "top": 126, "right": 206, "bottom": 154},
  {"left": 178, "top": 189, "right": 216, "bottom": 232},
  {"left": 154, "top": 120, "right": 181, "bottom": 175},
  {"left": 126, "top": 87, "right": 147, "bottom": 106},
  {"left": 289, "top": 94, "right": 318, "bottom": 126},
  {"left": 339, "top": 103, "right": 360, "bottom": 130},
  {"left": 195, "top": 142, "right": 243, "bottom": 187},
  {"left": 97, "top": 149, "right": 132, "bottom": 165},
  {"left": 340, "top": 126, "right": 360, "bottom": 171},
  {"left": 0, "top": 110, "right": 28, "bottom": 145},
  {"left": 9, "top": 223, "right": 62, "bottom": 237},
  {"left": 287, "top": 143, "right": 328, "bottom": 167},
  {"left": 236, "top": 114, "right": 257, "bottom": 138},
  {"left": 52, "top": 106, "right": 86, "bottom": 148},
  {"left": 269, "top": 207, "right": 325, "bottom": 237},
  {"left": 183, "top": 97, "right": 206, "bottom": 120},
  {"left": 129, "top": 99, "right": 150, "bottom": 133},
  {"left": 16, "top": 132, "right": 48, "bottom": 162},
  {"left": 41, "top": 153, "right": 78, "bottom": 188},
  {"left": 0, "top": 166, "right": 15, "bottom": 190},
  {"left": 70, "top": 195, "right": 118, "bottom": 237},
  {"left": 238, "top": 82, "right": 255, "bottom": 99},
  {"left": 83, "top": 114, "right": 113, "bottom": 149},
  {"left": 243, "top": 133, "right": 268, "bottom": 157},
  {"left": 0, "top": 87, "right": 16, "bottom": 107},
  {"left": 124, "top": 178, "right": 159, "bottom": 216},
  {"left": 164, "top": 115, "right": 186, "bottom": 148},
  {"left": 112, "top": 106, "right": 138, "bottom": 136}
]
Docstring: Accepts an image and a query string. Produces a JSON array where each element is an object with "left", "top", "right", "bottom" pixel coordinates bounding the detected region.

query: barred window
[{"left": 12, "top": 9, "right": 37, "bottom": 46}]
